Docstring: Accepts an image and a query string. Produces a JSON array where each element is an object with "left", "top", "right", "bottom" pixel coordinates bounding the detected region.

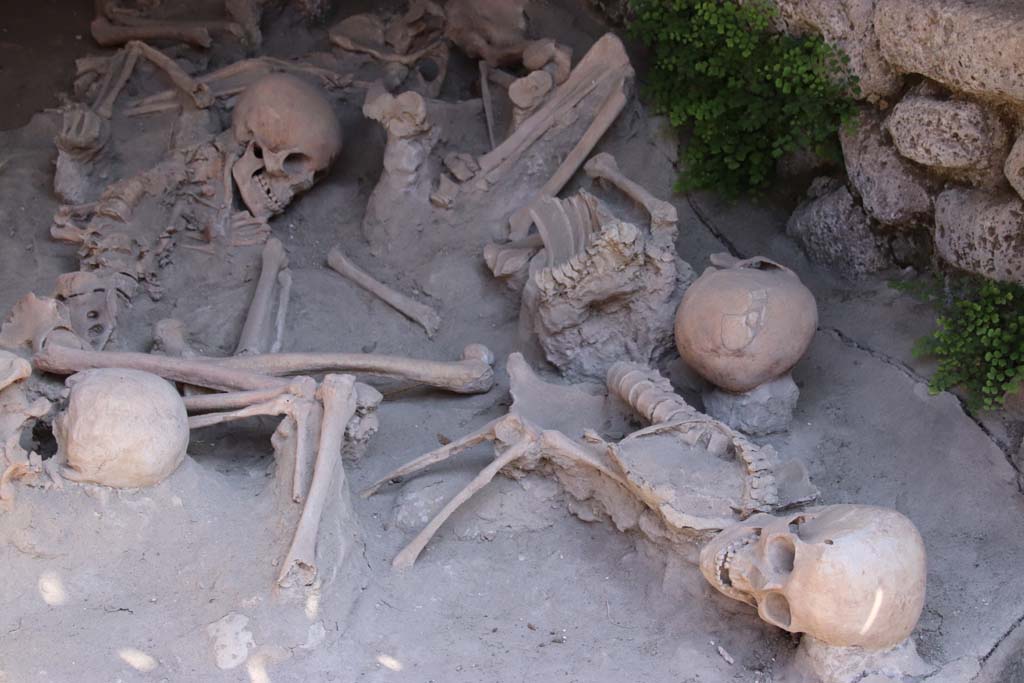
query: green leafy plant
[
  {"left": 898, "top": 276, "right": 1024, "bottom": 410},
  {"left": 629, "top": 0, "right": 860, "bottom": 196}
]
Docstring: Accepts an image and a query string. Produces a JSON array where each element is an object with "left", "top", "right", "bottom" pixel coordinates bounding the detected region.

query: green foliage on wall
[
  {"left": 629, "top": 0, "right": 860, "bottom": 196},
  {"left": 897, "top": 277, "right": 1024, "bottom": 411}
]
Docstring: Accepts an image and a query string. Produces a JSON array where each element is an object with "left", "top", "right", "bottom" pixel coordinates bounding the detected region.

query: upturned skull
[
  {"left": 231, "top": 74, "right": 342, "bottom": 219},
  {"left": 700, "top": 505, "right": 926, "bottom": 650},
  {"left": 56, "top": 368, "right": 189, "bottom": 488}
]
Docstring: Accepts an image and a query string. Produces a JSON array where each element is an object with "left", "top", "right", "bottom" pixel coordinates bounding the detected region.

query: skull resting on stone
[
  {"left": 56, "top": 368, "right": 189, "bottom": 488},
  {"left": 675, "top": 255, "right": 817, "bottom": 393},
  {"left": 231, "top": 74, "right": 343, "bottom": 219},
  {"left": 700, "top": 505, "right": 927, "bottom": 650}
]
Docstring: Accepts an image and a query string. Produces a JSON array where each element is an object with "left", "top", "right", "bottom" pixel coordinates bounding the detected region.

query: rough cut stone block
[
  {"left": 702, "top": 373, "right": 800, "bottom": 436},
  {"left": 934, "top": 188, "right": 1024, "bottom": 285},
  {"left": 875, "top": 0, "right": 1024, "bottom": 107},
  {"left": 841, "top": 109, "right": 933, "bottom": 227},
  {"left": 1006, "top": 134, "right": 1024, "bottom": 201},
  {"left": 885, "top": 96, "right": 1010, "bottom": 187},
  {"left": 772, "top": 0, "right": 902, "bottom": 101},
  {"left": 787, "top": 178, "right": 891, "bottom": 278}
]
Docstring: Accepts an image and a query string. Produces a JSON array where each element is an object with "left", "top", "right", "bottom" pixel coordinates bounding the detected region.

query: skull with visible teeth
[
  {"left": 700, "top": 505, "right": 927, "bottom": 650},
  {"left": 231, "top": 74, "right": 342, "bottom": 219}
]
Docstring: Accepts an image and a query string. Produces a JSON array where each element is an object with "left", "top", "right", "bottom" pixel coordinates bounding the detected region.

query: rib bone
[
  {"left": 327, "top": 245, "right": 441, "bottom": 338},
  {"left": 236, "top": 238, "right": 288, "bottom": 356},
  {"left": 583, "top": 153, "right": 678, "bottom": 233},
  {"left": 278, "top": 374, "right": 358, "bottom": 586}
]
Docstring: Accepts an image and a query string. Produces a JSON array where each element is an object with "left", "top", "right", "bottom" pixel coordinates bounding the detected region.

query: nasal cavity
[{"left": 761, "top": 592, "right": 792, "bottom": 629}]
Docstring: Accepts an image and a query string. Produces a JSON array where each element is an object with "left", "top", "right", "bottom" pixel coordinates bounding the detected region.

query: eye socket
[
  {"left": 283, "top": 152, "right": 311, "bottom": 175},
  {"left": 765, "top": 536, "right": 795, "bottom": 574},
  {"left": 252, "top": 143, "right": 263, "bottom": 159},
  {"left": 760, "top": 592, "right": 792, "bottom": 628}
]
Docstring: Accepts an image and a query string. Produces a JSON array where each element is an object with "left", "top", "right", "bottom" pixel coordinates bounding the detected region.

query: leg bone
[
  {"left": 236, "top": 238, "right": 288, "bottom": 356},
  {"left": 210, "top": 344, "right": 494, "bottom": 394},
  {"left": 270, "top": 269, "right": 293, "bottom": 354},
  {"left": 508, "top": 81, "right": 628, "bottom": 240},
  {"left": 33, "top": 344, "right": 288, "bottom": 392},
  {"left": 90, "top": 16, "right": 213, "bottom": 48},
  {"left": 327, "top": 246, "right": 441, "bottom": 338},
  {"left": 391, "top": 439, "right": 531, "bottom": 570},
  {"left": 278, "top": 374, "right": 358, "bottom": 586},
  {"left": 583, "top": 153, "right": 678, "bottom": 233},
  {"left": 360, "top": 417, "right": 502, "bottom": 497}
]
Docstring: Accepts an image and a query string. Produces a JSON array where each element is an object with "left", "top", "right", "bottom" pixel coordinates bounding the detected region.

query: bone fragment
[
  {"left": 90, "top": 16, "right": 213, "bottom": 48},
  {"left": 210, "top": 344, "right": 494, "bottom": 394},
  {"left": 271, "top": 269, "right": 292, "bottom": 354},
  {"left": 279, "top": 374, "right": 358, "bottom": 585},
  {"left": 327, "top": 245, "right": 441, "bottom": 338},
  {"left": 361, "top": 418, "right": 502, "bottom": 497},
  {"left": 584, "top": 153, "right": 678, "bottom": 232},
  {"left": 392, "top": 439, "right": 529, "bottom": 570},
  {"left": 33, "top": 344, "right": 287, "bottom": 392},
  {"left": 236, "top": 238, "right": 288, "bottom": 356},
  {"left": 479, "top": 61, "right": 497, "bottom": 149}
]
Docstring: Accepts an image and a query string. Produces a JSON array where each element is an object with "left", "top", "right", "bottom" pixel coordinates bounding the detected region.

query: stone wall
[{"left": 776, "top": 0, "right": 1024, "bottom": 282}]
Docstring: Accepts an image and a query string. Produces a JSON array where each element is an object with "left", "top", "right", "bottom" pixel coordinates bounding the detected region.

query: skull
[
  {"left": 700, "top": 505, "right": 927, "bottom": 650},
  {"left": 56, "top": 369, "right": 189, "bottom": 488},
  {"left": 231, "top": 74, "right": 342, "bottom": 219},
  {"left": 675, "top": 254, "right": 817, "bottom": 393}
]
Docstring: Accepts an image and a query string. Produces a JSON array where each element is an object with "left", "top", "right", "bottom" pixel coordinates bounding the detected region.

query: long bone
[
  {"left": 93, "top": 40, "right": 212, "bottom": 119},
  {"left": 583, "top": 153, "right": 678, "bottom": 233},
  {"left": 33, "top": 344, "right": 288, "bottom": 392},
  {"left": 271, "top": 270, "right": 293, "bottom": 354},
  {"left": 506, "top": 80, "right": 628, "bottom": 240},
  {"left": 210, "top": 344, "right": 494, "bottom": 394},
  {"left": 380, "top": 413, "right": 629, "bottom": 570},
  {"left": 91, "top": 16, "right": 213, "bottom": 48},
  {"left": 472, "top": 34, "right": 631, "bottom": 189},
  {"left": 184, "top": 377, "right": 321, "bottom": 504},
  {"left": 278, "top": 374, "right": 357, "bottom": 585},
  {"left": 236, "top": 238, "right": 288, "bottom": 356},
  {"left": 326, "top": 246, "right": 441, "bottom": 338},
  {"left": 33, "top": 342, "right": 494, "bottom": 395},
  {"left": 124, "top": 58, "right": 359, "bottom": 117}
]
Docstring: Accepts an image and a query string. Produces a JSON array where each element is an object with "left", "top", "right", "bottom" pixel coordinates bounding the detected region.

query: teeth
[
  {"left": 254, "top": 172, "right": 284, "bottom": 213},
  {"left": 713, "top": 531, "right": 757, "bottom": 589}
]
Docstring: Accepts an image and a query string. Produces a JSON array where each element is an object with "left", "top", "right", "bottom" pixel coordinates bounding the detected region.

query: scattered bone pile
[{"left": 0, "top": 2, "right": 936, "bottom": 681}]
